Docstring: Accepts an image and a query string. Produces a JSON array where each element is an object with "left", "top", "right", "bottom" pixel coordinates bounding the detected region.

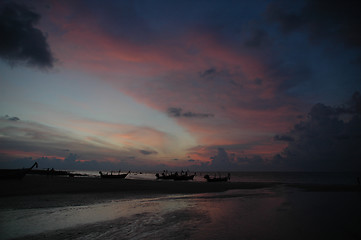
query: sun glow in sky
[{"left": 1, "top": 0, "right": 360, "bottom": 171}]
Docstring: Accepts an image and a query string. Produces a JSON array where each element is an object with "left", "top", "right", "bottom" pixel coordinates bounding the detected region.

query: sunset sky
[{"left": 1, "top": 0, "right": 360, "bottom": 171}]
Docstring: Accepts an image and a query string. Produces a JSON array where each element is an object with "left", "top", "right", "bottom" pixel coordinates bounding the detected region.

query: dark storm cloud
[
  {"left": 167, "top": 108, "right": 182, "bottom": 117},
  {"left": 139, "top": 149, "right": 157, "bottom": 155},
  {"left": 0, "top": 2, "right": 54, "bottom": 68},
  {"left": 7, "top": 116, "right": 20, "bottom": 121},
  {"left": 203, "top": 147, "right": 268, "bottom": 171},
  {"left": 198, "top": 67, "right": 242, "bottom": 89},
  {"left": 64, "top": 153, "right": 79, "bottom": 163},
  {"left": 2, "top": 115, "right": 20, "bottom": 121},
  {"left": 167, "top": 107, "right": 214, "bottom": 118},
  {"left": 267, "top": 0, "right": 361, "bottom": 48},
  {"left": 274, "top": 134, "right": 294, "bottom": 142},
  {"left": 275, "top": 92, "right": 361, "bottom": 171},
  {"left": 200, "top": 67, "right": 217, "bottom": 78},
  {"left": 209, "top": 148, "right": 234, "bottom": 170},
  {"left": 185, "top": 93, "right": 361, "bottom": 171}
]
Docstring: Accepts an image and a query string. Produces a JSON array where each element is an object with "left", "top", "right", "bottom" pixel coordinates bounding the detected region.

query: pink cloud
[{"left": 38, "top": 2, "right": 303, "bottom": 161}]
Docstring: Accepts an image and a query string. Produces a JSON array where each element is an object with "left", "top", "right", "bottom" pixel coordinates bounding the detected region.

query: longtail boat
[
  {"left": 156, "top": 171, "right": 195, "bottom": 181},
  {"left": 0, "top": 162, "right": 38, "bottom": 180},
  {"left": 99, "top": 171, "right": 128, "bottom": 179},
  {"left": 204, "top": 173, "right": 231, "bottom": 182},
  {"left": 173, "top": 174, "right": 195, "bottom": 181},
  {"left": 155, "top": 173, "right": 175, "bottom": 180}
]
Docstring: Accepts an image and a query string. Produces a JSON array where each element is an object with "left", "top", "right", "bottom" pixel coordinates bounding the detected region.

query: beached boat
[
  {"left": 28, "top": 169, "right": 69, "bottom": 176},
  {"left": 204, "top": 173, "right": 230, "bottom": 182},
  {"left": 99, "top": 171, "right": 128, "bottom": 179},
  {"left": 0, "top": 162, "right": 38, "bottom": 180},
  {"left": 28, "top": 169, "right": 86, "bottom": 177},
  {"left": 156, "top": 171, "right": 195, "bottom": 181},
  {"left": 155, "top": 173, "right": 176, "bottom": 180},
  {"left": 173, "top": 174, "right": 195, "bottom": 181}
]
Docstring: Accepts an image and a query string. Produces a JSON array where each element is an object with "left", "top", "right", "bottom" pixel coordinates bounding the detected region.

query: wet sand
[{"left": 1, "top": 175, "right": 361, "bottom": 240}]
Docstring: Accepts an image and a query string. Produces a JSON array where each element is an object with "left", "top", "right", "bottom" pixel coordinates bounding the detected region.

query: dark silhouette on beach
[
  {"left": 204, "top": 173, "right": 231, "bottom": 182},
  {"left": 99, "top": 171, "right": 129, "bottom": 179},
  {"left": 0, "top": 162, "right": 38, "bottom": 180},
  {"left": 155, "top": 170, "right": 195, "bottom": 181}
]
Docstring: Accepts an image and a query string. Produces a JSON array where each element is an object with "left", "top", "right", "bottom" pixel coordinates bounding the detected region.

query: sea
[{"left": 1, "top": 171, "right": 361, "bottom": 240}]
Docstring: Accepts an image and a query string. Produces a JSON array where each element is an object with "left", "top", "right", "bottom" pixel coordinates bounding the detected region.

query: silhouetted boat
[
  {"left": 156, "top": 171, "right": 195, "bottom": 181},
  {"left": 28, "top": 169, "right": 86, "bottom": 177},
  {"left": 28, "top": 169, "right": 69, "bottom": 176},
  {"left": 99, "top": 171, "right": 128, "bottom": 179},
  {"left": 204, "top": 173, "right": 230, "bottom": 182},
  {"left": 173, "top": 174, "right": 195, "bottom": 181},
  {"left": 155, "top": 173, "right": 175, "bottom": 180},
  {"left": 0, "top": 162, "right": 38, "bottom": 180}
]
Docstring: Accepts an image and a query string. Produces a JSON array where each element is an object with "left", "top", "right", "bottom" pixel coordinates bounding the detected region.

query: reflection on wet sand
[{"left": 1, "top": 176, "right": 361, "bottom": 240}]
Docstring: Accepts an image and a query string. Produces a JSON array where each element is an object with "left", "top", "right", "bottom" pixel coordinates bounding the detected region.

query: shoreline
[
  {"left": 1, "top": 175, "right": 360, "bottom": 197},
  {"left": 0, "top": 175, "right": 280, "bottom": 197},
  {"left": 0, "top": 175, "right": 281, "bottom": 210}
]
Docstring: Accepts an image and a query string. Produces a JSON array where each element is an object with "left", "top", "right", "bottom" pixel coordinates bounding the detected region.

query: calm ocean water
[{"left": 1, "top": 172, "right": 360, "bottom": 240}]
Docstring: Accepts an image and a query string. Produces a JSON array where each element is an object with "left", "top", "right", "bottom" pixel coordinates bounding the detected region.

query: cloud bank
[
  {"left": 0, "top": 2, "right": 54, "bottom": 68},
  {"left": 267, "top": 0, "right": 361, "bottom": 49},
  {"left": 187, "top": 92, "right": 361, "bottom": 171},
  {"left": 274, "top": 92, "right": 361, "bottom": 171}
]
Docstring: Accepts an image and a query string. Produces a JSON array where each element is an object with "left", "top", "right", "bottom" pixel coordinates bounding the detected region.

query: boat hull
[
  {"left": 0, "top": 162, "right": 38, "bottom": 180},
  {"left": 99, "top": 172, "right": 128, "bottom": 179},
  {"left": 156, "top": 173, "right": 195, "bottom": 181},
  {"left": 0, "top": 169, "right": 28, "bottom": 179},
  {"left": 100, "top": 174, "right": 128, "bottom": 179},
  {"left": 204, "top": 174, "right": 230, "bottom": 182},
  {"left": 205, "top": 177, "right": 229, "bottom": 182}
]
